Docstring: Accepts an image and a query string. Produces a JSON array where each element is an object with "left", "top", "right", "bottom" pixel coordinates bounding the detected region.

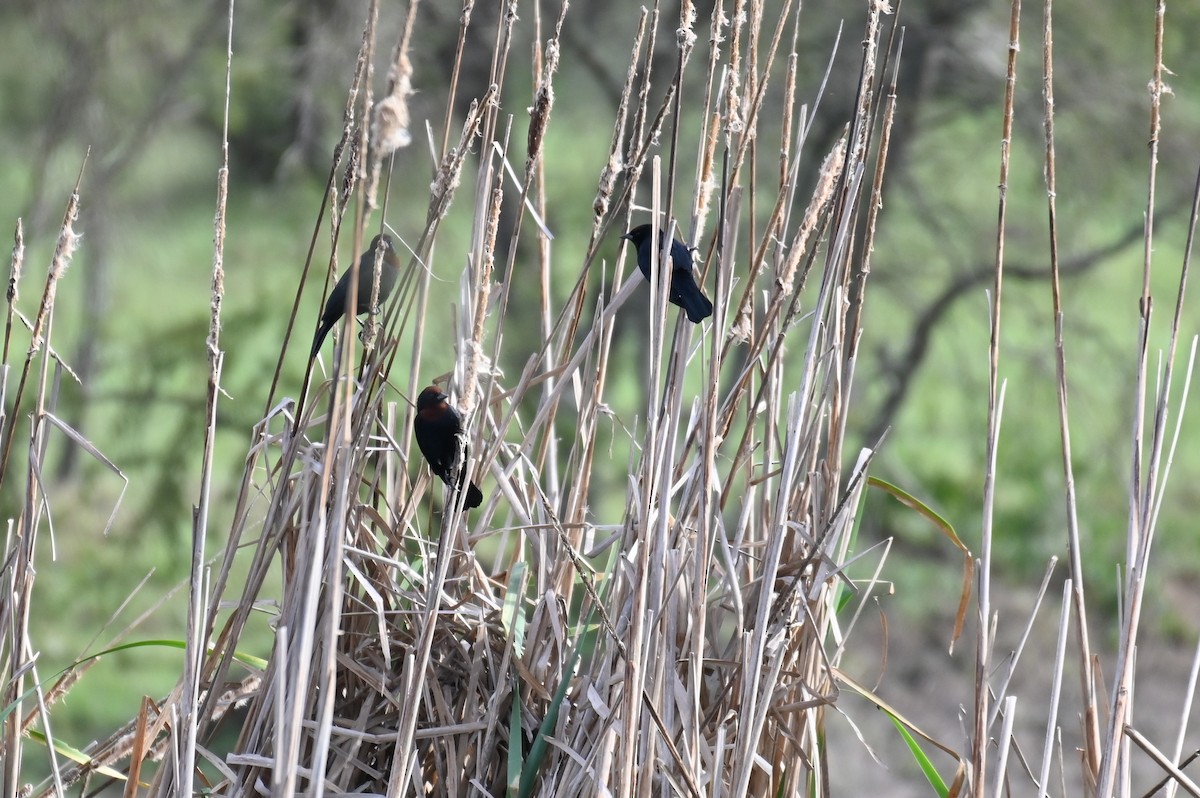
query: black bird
[
  {"left": 621, "top": 223, "right": 714, "bottom": 323},
  {"left": 311, "top": 234, "right": 400, "bottom": 358},
  {"left": 413, "top": 386, "right": 483, "bottom": 510}
]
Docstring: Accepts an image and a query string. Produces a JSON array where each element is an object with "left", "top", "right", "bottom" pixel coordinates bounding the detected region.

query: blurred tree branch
[{"left": 864, "top": 198, "right": 1190, "bottom": 446}]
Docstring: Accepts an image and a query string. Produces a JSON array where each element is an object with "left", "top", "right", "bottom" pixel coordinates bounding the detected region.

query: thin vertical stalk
[
  {"left": 975, "top": 0, "right": 1021, "bottom": 794},
  {"left": 1039, "top": 0, "right": 1101, "bottom": 784},
  {"left": 175, "top": 0, "right": 233, "bottom": 795},
  {"left": 1097, "top": 4, "right": 1166, "bottom": 796}
]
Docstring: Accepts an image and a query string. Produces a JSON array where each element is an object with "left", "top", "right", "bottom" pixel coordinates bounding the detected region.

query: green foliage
[{"left": 888, "top": 713, "right": 951, "bottom": 798}]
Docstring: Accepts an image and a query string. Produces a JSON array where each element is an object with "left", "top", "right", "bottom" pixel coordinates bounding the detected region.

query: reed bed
[
  {"left": 1, "top": 0, "right": 1198, "bottom": 797},
  {"left": 171, "top": 0, "right": 897, "bottom": 793}
]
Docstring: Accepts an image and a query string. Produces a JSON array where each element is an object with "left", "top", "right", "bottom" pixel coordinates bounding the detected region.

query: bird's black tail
[
  {"left": 455, "top": 466, "right": 484, "bottom": 509},
  {"left": 444, "top": 467, "right": 484, "bottom": 510},
  {"left": 676, "top": 281, "right": 714, "bottom": 323},
  {"left": 464, "top": 480, "right": 483, "bottom": 509},
  {"left": 311, "top": 320, "right": 334, "bottom": 359}
]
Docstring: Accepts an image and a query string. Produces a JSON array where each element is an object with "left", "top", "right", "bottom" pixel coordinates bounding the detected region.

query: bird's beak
[{"left": 620, "top": 233, "right": 631, "bottom": 241}]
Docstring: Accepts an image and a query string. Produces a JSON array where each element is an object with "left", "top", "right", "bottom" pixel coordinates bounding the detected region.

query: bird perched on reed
[
  {"left": 621, "top": 223, "right": 714, "bottom": 323},
  {"left": 413, "top": 386, "right": 483, "bottom": 510},
  {"left": 310, "top": 233, "right": 400, "bottom": 358}
]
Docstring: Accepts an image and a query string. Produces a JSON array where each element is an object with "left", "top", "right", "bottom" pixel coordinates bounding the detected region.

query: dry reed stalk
[
  {"left": 1095, "top": 2, "right": 1200, "bottom": 795},
  {"left": 0, "top": 155, "right": 88, "bottom": 798},
  {"left": 367, "top": 0, "right": 419, "bottom": 211},
  {"left": 971, "top": 0, "right": 1023, "bottom": 792},
  {"left": 1095, "top": 1, "right": 1165, "bottom": 794},
  {"left": 166, "top": 0, "right": 233, "bottom": 793},
  {"left": 2, "top": 220, "right": 24, "bottom": 368},
  {"left": 1037, "top": 0, "right": 1102, "bottom": 787}
]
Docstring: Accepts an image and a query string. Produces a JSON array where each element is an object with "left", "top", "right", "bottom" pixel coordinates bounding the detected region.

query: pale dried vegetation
[{"left": 2, "top": 0, "right": 1198, "bottom": 797}]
